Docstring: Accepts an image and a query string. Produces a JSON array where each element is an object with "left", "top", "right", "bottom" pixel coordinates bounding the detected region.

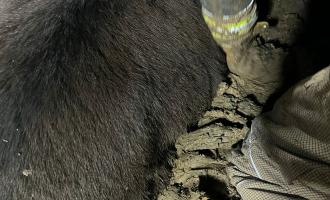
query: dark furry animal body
[{"left": 0, "top": 0, "right": 227, "bottom": 199}]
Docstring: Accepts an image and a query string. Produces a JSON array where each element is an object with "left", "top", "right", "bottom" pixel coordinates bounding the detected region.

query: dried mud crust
[{"left": 157, "top": 74, "right": 273, "bottom": 200}]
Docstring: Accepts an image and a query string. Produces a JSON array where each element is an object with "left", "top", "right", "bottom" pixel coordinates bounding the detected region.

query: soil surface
[{"left": 158, "top": 0, "right": 330, "bottom": 199}]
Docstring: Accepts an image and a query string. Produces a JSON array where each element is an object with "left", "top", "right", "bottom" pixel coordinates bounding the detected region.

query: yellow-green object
[{"left": 201, "top": 0, "right": 257, "bottom": 48}]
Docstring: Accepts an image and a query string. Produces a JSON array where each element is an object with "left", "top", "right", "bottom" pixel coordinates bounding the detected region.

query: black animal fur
[{"left": 0, "top": 0, "right": 227, "bottom": 199}]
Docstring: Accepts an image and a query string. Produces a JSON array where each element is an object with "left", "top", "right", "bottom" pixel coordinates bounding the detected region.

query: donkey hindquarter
[{"left": 0, "top": 0, "right": 227, "bottom": 199}]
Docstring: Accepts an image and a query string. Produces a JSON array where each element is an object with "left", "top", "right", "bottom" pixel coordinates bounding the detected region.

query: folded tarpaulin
[{"left": 227, "top": 66, "right": 330, "bottom": 200}]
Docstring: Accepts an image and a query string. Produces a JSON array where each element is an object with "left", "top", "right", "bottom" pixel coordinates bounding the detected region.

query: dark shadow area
[
  {"left": 231, "top": 139, "right": 244, "bottom": 151},
  {"left": 197, "top": 149, "right": 218, "bottom": 159},
  {"left": 256, "top": 0, "right": 272, "bottom": 21},
  {"left": 199, "top": 176, "right": 231, "bottom": 200},
  {"left": 261, "top": 1, "right": 330, "bottom": 111},
  {"left": 198, "top": 117, "right": 244, "bottom": 130},
  {"left": 283, "top": 1, "right": 330, "bottom": 87},
  {"left": 256, "top": 0, "right": 280, "bottom": 27},
  {"left": 187, "top": 122, "right": 199, "bottom": 133}
]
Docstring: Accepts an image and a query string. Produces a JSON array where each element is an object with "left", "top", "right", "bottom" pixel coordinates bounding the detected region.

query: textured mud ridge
[{"left": 157, "top": 73, "right": 274, "bottom": 200}]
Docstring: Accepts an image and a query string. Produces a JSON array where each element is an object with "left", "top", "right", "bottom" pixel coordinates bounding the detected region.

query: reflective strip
[
  {"left": 202, "top": 6, "right": 257, "bottom": 34},
  {"left": 222, "top": 14, "right": 257, "bottom": 33},
  {"left": 203, "top": 14, "right": 216, "bottom": 28},
  {"left": 248, "top": 127, "right": 262, "bottom": 179},
  {"left": 201, "top": 0, "right": 257, "bottom": 44}
]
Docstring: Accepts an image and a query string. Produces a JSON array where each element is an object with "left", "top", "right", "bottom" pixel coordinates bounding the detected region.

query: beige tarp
[{"left": 228, "top": 66, "right": 330, "bottom": 200}]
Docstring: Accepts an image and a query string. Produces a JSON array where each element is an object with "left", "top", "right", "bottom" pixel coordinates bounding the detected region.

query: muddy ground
[
  {"left": 158, "top": 0, "right": 330, "bottom": 199},
  {"left": 258, "top": 0, "right": 330, "bottom": 88}
]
